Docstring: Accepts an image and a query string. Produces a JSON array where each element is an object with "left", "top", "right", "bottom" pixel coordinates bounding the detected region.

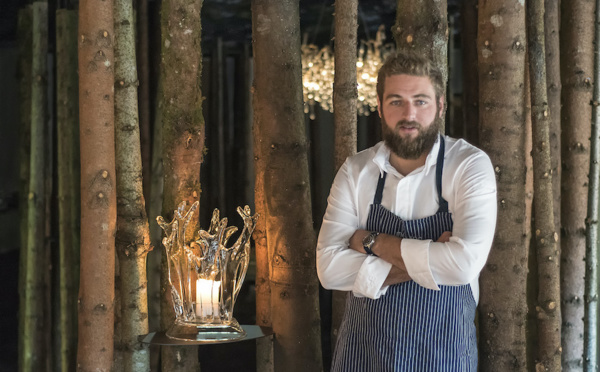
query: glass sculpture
[{"left": 157, "top": 201, "right": 258, "bottom": 342}]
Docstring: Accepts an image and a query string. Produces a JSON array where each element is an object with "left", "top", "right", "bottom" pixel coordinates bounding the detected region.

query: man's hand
[{"left": 437, "top": 231, "right": 452, "bottom": 243}]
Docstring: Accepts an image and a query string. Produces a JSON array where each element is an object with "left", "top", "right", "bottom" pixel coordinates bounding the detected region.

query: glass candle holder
[{"left": 157, "top": 201, "right": 258, "bottom": 342}]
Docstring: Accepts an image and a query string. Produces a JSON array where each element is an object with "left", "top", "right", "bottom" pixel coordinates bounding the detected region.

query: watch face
[{"left": 363, "top": 233, "right": 374, "bottom": 247}]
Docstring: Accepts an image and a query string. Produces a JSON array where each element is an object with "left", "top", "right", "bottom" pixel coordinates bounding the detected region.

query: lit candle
[{"left": 196, "top": 279, "right": 221, "bottom": 318}]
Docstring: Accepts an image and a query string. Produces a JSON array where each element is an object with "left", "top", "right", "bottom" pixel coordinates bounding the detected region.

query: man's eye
[
  {"left": 416, "top": 100, "right": 427, "bottom": 106},
  {"left": 390, "top": 101, "right": 401, "bottom": 106}
]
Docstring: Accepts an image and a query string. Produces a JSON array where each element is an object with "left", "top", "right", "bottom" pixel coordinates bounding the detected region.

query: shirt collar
[{"left": 372, "top": 134, "right": 442, "bottom": 177}]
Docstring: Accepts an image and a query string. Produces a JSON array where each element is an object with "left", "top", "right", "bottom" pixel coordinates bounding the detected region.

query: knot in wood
[
  {"left": 94, "top": 303, "right": 107, "bottom": 312},
  {"left": 406, "top": 35, "right": 413, "bottom": 43}
]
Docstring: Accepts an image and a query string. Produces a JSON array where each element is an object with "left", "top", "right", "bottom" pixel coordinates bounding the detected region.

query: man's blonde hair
[{"left": 376, "top": 51, "right": 445, "bottom": 103}]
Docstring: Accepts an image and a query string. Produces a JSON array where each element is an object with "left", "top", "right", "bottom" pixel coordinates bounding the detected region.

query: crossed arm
[
  {"left": 316, "top": 149, "right": 496, "bottom": 299},
  {"left": 348, "top": 230, "right": 452, "bottom": 286}
]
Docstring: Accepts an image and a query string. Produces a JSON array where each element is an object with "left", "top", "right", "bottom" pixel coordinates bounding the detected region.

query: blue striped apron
[{"left": 331, "top": 137, "right": 478, "bottom": 372}]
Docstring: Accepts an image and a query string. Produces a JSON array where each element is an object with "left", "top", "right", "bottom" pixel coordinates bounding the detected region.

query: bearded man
[{"left": 317, "top": 51, "right": 497, "bottom": 371}]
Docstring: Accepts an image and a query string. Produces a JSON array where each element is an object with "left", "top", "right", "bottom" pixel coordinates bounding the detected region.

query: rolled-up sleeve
[
  {"left": 316, "top": 159, "right": 392, "bottom": 299},
  {"left": 400, "top": 152, "right": 497, "bottom": 290}
]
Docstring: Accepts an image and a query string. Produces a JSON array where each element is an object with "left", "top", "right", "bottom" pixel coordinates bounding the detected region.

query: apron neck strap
[
  {"left": 373, "top": 135, "right": 449, "bottom": 213},
  {"left": 436, "top": 135, "right": 449, "bottom": 213}
]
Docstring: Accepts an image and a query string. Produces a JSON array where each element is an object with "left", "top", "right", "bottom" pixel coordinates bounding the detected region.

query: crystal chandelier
[{"left": 301, "top": 25, "right": 394, "bottom": 119}]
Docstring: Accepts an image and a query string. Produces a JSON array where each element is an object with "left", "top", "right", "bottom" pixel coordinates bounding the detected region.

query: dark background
[{"left": 0, "top": 0, "right": 465, "bottom": 370}]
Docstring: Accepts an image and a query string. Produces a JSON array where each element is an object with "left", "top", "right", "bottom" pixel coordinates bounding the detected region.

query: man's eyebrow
[{"left": 384, "top": 93, "right": 433, "bottom": 100}]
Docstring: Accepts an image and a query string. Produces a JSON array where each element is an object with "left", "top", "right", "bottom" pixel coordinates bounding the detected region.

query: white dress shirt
[{"left": 316, "top": 135, "right": 497, "bottom": 303}]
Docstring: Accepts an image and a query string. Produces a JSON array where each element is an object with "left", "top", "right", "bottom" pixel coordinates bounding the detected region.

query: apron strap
[
  {"left": 373, "top": 135, "right": 449, "bottom": 212},
  {"left": 373, "top": 171, "right": 387, "bottom": 205},
  {"left": 436, "top": 135, "right": 449, "bottom": 213}
]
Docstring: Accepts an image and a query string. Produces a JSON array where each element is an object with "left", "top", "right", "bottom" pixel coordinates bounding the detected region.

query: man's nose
[{"left": 400, "top": 103, "right": 417, "bottom": 121}]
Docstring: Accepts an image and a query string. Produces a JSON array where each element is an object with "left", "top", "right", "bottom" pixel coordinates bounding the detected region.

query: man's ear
[
  {"left": 377, "top": 96, "right": 382, "bottom": 118},
  {"left": 438, "top": 96, "right": 445, "bottom": 118}
]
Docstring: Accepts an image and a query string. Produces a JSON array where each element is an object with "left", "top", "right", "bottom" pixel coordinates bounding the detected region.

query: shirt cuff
[
  {"left": 401, "top": 238, "right": 440, "bottom": 291},
  {"left": 352, "top": 256, "right": 392, "bottom": 299}
]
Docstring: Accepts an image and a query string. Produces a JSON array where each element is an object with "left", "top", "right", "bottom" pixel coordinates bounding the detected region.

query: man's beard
[{"left": 381, "top": 115, "right": 441, "bottom": 160}]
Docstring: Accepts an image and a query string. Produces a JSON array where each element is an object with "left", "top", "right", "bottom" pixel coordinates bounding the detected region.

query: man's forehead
[{"left": 383, "top": 74, "right": 436, "bottom": 96}]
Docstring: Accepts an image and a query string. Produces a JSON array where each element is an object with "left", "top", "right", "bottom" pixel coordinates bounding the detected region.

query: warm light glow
[
  {"left": 301, "top": 25, "right": 394, "bottom": 118},
  {"left": 196, "top": 279, "right": 221, "bottom": 318}
]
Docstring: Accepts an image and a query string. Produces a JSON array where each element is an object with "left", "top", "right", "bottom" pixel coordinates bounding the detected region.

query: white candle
[{"left": 196, "top": 279, "right": 221, "bottom": 318}]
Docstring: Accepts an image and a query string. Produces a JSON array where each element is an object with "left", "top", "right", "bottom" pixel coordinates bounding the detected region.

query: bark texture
[
  {"left": 584, "top": 0, "right": 600, "bottom": 368},
  {"left": 136, "top": 0, "right": 152, "bottom": 203},
  {"left": 56, "top": 9, "right": 80, "bottom": 372},
  {"left": 477, "top": 1, "right": 529, "bottom": 370},
  {"left": 113, "top": 0, "right": 151, "bottom": 369},
  {"left": 333, "top": 0, "right": 357, "bottom": 170},
  {"left": 560, "top": 0, "right": 595, "bottom": 369},
  {"left": 17, "top": 6, "right": 33, "bottom": 372},
  {"left": 527, "top": 1, "right": 562, "bottom": 370},
  {"left": 251, "top": 1, "right": 323, "bottom": 370},
  {"left": 21, "top": 3, "right": 48, "bottom": 371},
  {"left": 393, "top": 0, "right": 448, "bottom": 94},
  {"left": 159, "top": 0, "right": 204, "bottom": 368},
  {"left": 253, "top": 49, "right": 273, "bottom": 371},
  {"left": 253, "top": 101, "right": 273, "bottom": 371},
  {"left": 77, "top": 0, "right": 117, "bottom": 368},
  {"left": 544, "top": 0, "right": 561, "bottom": 239},
  {"left": 331, "top": 0, "right": 358, "bottom": 352}
]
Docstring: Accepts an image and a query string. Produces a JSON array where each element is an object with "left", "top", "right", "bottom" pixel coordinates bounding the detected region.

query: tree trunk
[
  {"left": 461, "top": 0, "right": 478, "bottom": 145},
  {"left": 253, "top": 107, "right": 273, "bottom": 372},
  {"left": 136, "top": 0, "right": 152, "bottom": 204},
  {"left": 253, "top": 68, "right": 272, "bottom": 371},
  {"left": 21, "top": 3, "right": 48, "bottom": 371},
  {"left": 527, "top": 1, "right": 562, "bottom": 370},
  {"left": 584, "top": 1, "right": 600, "bottom": 368},
  {"left": 330, "top": 0, "right": 358, "bottom": 355},
  {"left": 393, "top": 0, "right": 448, "bottom": 96},
  {"left": 56, "top": 9, "right": 80, "bottom": 372},
  {"left": 77, "top": 0, "right": 117, "bottom": 368},
  {"left": 113, "top": 0, "right": 152, "bottom": 369},
  {"left": 159, "top": 0, "right": 204, "bottom": 369},
  {"left": 544, "top": 0, "right": 561, "bottom": 240},
  {"left": 560, "top": 0, "right": 595, "bottom": 369},
  {"left": 17, "top": 6, "right": 32, "bottom": 372},
  {"left": 477, "top": 1, "right": 528, "bottom": 370},
  {"left": 251, "top": 1, "right": 323, "bottom": 370}
]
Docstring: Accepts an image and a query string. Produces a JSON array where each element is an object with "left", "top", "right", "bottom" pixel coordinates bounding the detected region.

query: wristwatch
[{"left": 362, "top": 231, "right": 380, "bottom": 256}]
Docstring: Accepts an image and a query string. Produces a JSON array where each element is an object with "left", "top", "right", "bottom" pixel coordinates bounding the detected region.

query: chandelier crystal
[{"left": 301, "top": 25, "right": 394, "bottom": 119}]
